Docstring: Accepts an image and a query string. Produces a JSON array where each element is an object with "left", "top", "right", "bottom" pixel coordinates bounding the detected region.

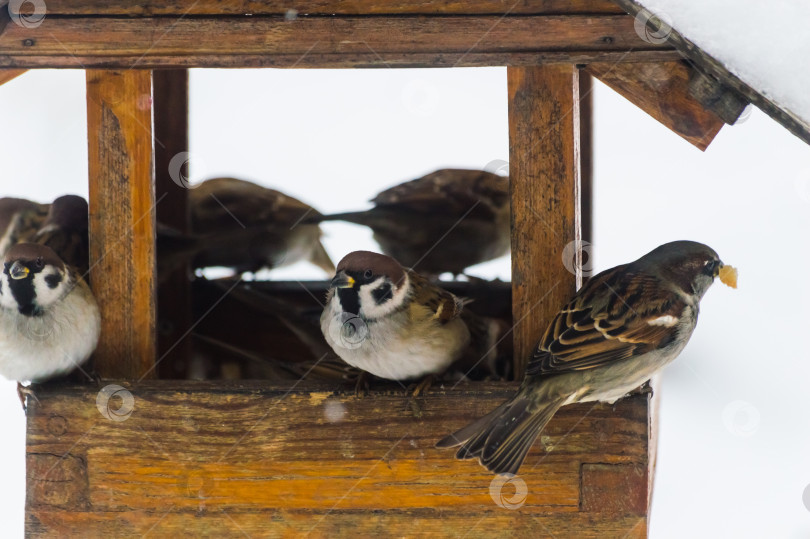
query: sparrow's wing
[
  {"left": 371, "top": 169, "right": 508, "bottom": 219},
  {"left": 0, "top": 198, "right": 49, "bottom": 256},
  {"left": 527, "top": 267, "right": 688, "bottom": 376},
  {"left": 408, "top": 270, "right": 464, "bottom": 324},
  {"left": 190, "top": 178, "right": 322, "bottom": 232}
]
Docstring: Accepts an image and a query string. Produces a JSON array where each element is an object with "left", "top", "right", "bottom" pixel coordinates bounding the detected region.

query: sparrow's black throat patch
[
  {"left": 4, "top": 264, "right": 44, "bottom": 317},
  {"left": 337, "top": 287, "right": 361, "bottom": 316}
]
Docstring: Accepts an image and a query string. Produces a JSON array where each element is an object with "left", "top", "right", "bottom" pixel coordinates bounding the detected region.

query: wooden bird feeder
[{"left": 4, "top": 0, "right": 807, "bottom": 536}]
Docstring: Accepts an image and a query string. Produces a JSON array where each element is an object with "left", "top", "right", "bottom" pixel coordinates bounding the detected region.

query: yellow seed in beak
[{"left": 718, "top": 265, "right": 738, "bottom": 289}]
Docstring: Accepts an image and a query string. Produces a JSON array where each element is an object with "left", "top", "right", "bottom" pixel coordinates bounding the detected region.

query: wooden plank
[
  {"left": 508, "top": 65, "right": 581, "bottom": 378},
  {"left": 13, "top": 0, "right": 626, "bottom": 15},
  {"left": 688, "top": 68, "right": 749, "bottom": 125},
  {"left": 25, "top": 381, "right": 651, "bottom": 536},
  {"left": 86, "top": 70, "right": 157, "bottom": 380},
  {"left": 579, "top": 70, "right": 594, "bottom": 250},
  {"left": 0, "top": 68, "right": 26, "bottom": 86},
  {"left": 0, "top": 15, "right": 675, "bottom": 69},
  {"left": 585, "top": 61, "right": 724, "bottom": 151},
  {"left": 153, "top": 69, "right": 193, "bottom": 379},
  {"left": 611, "top": 0, "right": 810, "bottom": 147}
]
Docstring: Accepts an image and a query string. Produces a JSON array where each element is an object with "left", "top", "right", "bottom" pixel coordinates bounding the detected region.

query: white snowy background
[{"left": 1, "top": 64, "right": 809, "bottom": 537}]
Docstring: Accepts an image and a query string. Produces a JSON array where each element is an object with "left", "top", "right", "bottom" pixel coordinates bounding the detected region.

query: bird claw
[
  {"left": 353, "top": 371, "right": 371, "bottom": 398},
  {"left": 408, "top": 374, "right": 435, "bottom": 399}
]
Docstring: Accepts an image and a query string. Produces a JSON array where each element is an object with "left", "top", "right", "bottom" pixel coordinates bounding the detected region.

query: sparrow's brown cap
[
  {"left": 4, "top": 242, "right": 65, "bottom": 269},
  {"left": 336, "top": 250, "right": 405, "bottom": 283}
]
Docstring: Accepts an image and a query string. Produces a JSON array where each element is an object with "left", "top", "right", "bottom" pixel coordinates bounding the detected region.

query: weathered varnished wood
[
  {"left": 12, "top": 0, "right": 626, "bottom": 16},
  {"left": 585, "top": 61, "right": 725, "bottom": 151},
  {"left": 688, "top": 68, "right": 749, "bottom": 125},
  {"left": 0, "top": 15, "right": 674, "bottom": 69},
  {"left": 25, "top": 381, "right": 651, "bottom": 536},
  {"left": 0, "top": 68, "right": 26, "bottom": 86},
  {"left": 579, "top": 70, "right": 594, "bottom": 251},
  {"left": 611, "top": 0, "right": 810, "bottom": 146},
  {"left": 86, "top": 70, "right": 157, "bottom": 380},
  {"left": 508, "top": 65, "right": 581, "bottom": 379},
  {"left": 154, "top": 69, "right": 193, "bottom": 379}
]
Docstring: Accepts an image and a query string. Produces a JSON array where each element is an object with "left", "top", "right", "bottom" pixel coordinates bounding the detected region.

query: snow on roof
[{"left": 639, "top": 0, "right": 810, "bottom": 131}]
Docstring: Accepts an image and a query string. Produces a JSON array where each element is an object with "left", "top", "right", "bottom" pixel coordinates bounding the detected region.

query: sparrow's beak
[
  {"left": 330, "top": 271, "right": 355, "bottom": 289},
  {"left": 9, "top": 261, "right": 30, "bottom": 280}
]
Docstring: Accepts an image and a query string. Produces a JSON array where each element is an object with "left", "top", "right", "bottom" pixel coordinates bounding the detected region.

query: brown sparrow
[
  {"left": 437, "top": 240, "right": 738, "bottom": 475},
  {"left": 33, "top": 195, "right": 90, "bottom": 276},
  {"left": 0, "top": 243, "right": 100, "bottom": 383},
  {"left": 0, "top": 197, "right": 49, "bottom": 258},
  {"left": 314, "top": 169, "right": 509, "bottom": 276},
  {"left": 321, "top": 251, "right": 470, "bottom": 382},
  {"left": 187, "top": 177, "right": 334, "bottom": 274}
]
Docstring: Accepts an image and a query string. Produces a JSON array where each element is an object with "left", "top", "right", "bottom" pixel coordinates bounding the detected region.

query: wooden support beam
[
  {"left": 0, "top": 15, "right": 676, "bottom": 69},
  {"left": 87, "top": 70, "right": 157, "bottom": 380},
  {"left": 0, "top": 68, "right": 26, "bottom": 86},
  {"left": 585, "top": 61, "right": 725, "bottom": 151},
  {"left": 153, "top": 69, "right": 193, "bottom": 379},
  {"left": 579, "top": 70, "right": 594, "bottom": 250},
  {"left": 688, "top": 68, "right": 750, "bottom": 125},
  {"left": 25, "top": 381, "right": 652, "bottom": 536},
  {"left": 508, "top": 65, "right": 581, "bottom": 379}
]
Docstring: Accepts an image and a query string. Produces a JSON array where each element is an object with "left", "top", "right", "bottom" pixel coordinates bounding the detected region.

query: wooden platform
[{"left": 25, "top": 381, "right": 653, "bottom": 537}]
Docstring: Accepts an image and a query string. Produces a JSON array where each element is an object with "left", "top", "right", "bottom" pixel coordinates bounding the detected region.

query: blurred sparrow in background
[
  {"left": 437, "top": 240, "right": 738, "bottom": 475},
  {"left": 33, "top": 195, "right": 90, "bottom": 276},
  {"left": 313, "top": 169, "right": 509, "bottom": 276},
  {"left": 0, "top": 243, "right": 100, "bottom": 391},
  {"left": 0, "top": 197, "right": 49, "bottom": 258},
  {"left": 321, "top": 251, "right": 471, "bottom": 393},
  {"left": 186, "top": 177, "right": 334, "bottom": 274}
]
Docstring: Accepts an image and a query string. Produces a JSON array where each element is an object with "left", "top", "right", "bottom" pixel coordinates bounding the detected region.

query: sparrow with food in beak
[
  {"left": 437, "top": 240, "right": 738, "bottom": 475},
  {"left": 0, "top": 243, "right": 100, "bottom": 385},
  {"left": 321, "top": 251, "right": 470, "bottom": 388},
  {"left": 313, "top": 169, "right": 509, "bottom": 277}
]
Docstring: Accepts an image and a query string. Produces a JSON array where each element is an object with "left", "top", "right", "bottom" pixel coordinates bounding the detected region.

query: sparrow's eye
[
  {"left": 34, "top": 257, "right": 44, "bottom": 269},
  {"left": 364, "top": 269, "right": 373, "bottom": 279}
]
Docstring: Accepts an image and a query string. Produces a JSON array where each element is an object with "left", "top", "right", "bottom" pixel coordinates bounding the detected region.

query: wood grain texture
[
  {"left": 12, "top": 0, "right": 626, "bottom": 15},
  {"left": 25, "top": 381, "right": 651, "bottom": 537},
  {"left": 585, "top": 61, "right": 724, "bottom": 151},
  {"left": 611, "top": 0, "right": 810, "bottom": 147},
  {"left": 579, "top": 70, "right": 594, "bottom": 250},
  {"left": 0, "top": 68, "right": 26, "bottom": 86},
  {"left": 508, "top": 65, "right": 581, "bottom": 379},
  {"left": 0, "top": 15, "right": 674, "bottom": 69},
  {"left": 153, "top": 69, "right": 193, "bottom": 379},
  {"left": 86, "top": 70, "right": 157, "bottom": 380}
]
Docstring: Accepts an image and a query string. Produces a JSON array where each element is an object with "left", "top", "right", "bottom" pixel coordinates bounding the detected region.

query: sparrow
[
  {"left": 320, "top": 250, "right": 470, "bottom": 384},
  {"left": 33, "top": 195, "right": 90, "bottom": 276},
  {"left": 0, "top": 197, "right": 49, "bottom": 258},
  {"left": 186, "top": 177, "right": 334, "bottom": 274},
  {"left": 313, "top": 169, "right": 509, "bottom": 276},
  {"left": 0, "top": 243, "right": 100, "bottom": 384},
  {"left": 437, "top": 240, "right": 737, "bottom": 475}
]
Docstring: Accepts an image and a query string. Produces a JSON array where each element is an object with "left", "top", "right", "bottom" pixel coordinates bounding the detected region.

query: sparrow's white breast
[
  {"left": 0, "top": 284, "right": 100, "bottom": 383},
  {"left": 320, "top": 297, "right": 470, "bottom": 381}
]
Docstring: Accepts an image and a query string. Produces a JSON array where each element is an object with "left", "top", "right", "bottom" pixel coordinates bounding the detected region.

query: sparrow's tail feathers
[
  {"left": 310, "top": 240, "right": 336, "bottom": 274},
  {"left": 436, "top": 392, "right": 567, "bottom": 475}
]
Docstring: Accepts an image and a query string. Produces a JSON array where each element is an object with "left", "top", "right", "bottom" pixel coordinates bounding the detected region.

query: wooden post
[
  {"left": 153, "top": 69, "right": 193, "bottom": 379},
  {"left": 508, "top": 65, "right": 581, "bottom": 378},
  {"left": 86, "top": 70, "right": 157, "bottom": 380},
  {"left": 579, "top": 70, "right": 594, "bottom": 250}
]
